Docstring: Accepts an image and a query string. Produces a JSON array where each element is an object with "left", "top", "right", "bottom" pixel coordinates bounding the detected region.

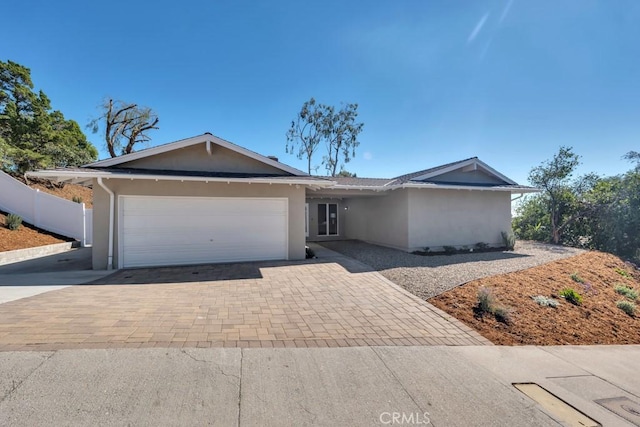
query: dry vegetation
[
  {"left": 430, "top": 251, "right": 640, "bottom": 345},
  {"left": 25, "top": 178, "right": 93, "bottom": 208},
  {"left": 0, "top": 212, "right": 70, "bottom": 252}
]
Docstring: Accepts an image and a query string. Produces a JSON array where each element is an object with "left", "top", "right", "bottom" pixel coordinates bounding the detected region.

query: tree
[
  {"left": 286, "top": 98, "right": 364, "bottom": 176},
  {"left": 624, "top": 151, "right": 640, "bottom": 171},
  {"left": 527, "top": 147, "right": 582, "bottom": 244},
  {"left": 321, "top": 102, "right": 364, "bottom": 177},
  {"left": 0, "top": 60, "right": 97, "bottom": 174},
  {"left": 336, "top": 169, "right": 357, "bottom": 177},
  {"left": 584, "top": 155, "right": 640, "bottom": 261},
  {"left": 286, "top": 98, "right": 324, "bottom": 174},
  {"left": 515, "top": 148, "right": 639, "bottom": 262},
  {"left": 88, "top": 99, "right": 159, "bottom": 158}
]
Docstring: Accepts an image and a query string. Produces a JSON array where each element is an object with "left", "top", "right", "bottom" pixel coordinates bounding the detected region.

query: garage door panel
[{"left": 120, "top": 196, "right": 288, "bottom": 268}]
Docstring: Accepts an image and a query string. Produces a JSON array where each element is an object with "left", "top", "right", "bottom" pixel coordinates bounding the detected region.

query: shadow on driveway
[{"left": 90, "top": 253, "right": 373, "bottom": 285}]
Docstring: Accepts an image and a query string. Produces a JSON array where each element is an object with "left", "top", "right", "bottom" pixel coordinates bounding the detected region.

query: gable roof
[
  {"left": 86, "top": 133, "right": 308, "bottom": 176},
  {"left": 312, "top": 157, "right": 537, "bottom": 193},
  {"left": 389, "top": 157, "right": 517, "bottom": 185}
]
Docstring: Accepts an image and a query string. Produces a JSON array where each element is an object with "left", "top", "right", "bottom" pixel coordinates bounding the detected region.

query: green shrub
[
  {"left": 559, "top": 288, "right": 583, "bottom": 306},
  {"left": 476, "top": 287, "right": 495, "bottom": 315},
  {"left": 501, "top": 231, "right": 516, "bottom": 251},
  {"left": 72, "top": 195, "right": 83, "bottom": 204},
  {"left": 615, "top": 268, "right": 632, "bottom": 278},
  {"left": 614, "top": 284, "right": 638, "bottom": 301},
  {"left": 5, "top": 213, "right": 22, "bottom": 230},
  {"left": 493, "top": 306, "right": 512, "bottom": 324},
  {"left": 442, "top": 245, "right": 457, "bottom": 255},
  {"left": 616, "top": 300, "right": 636, "bottom": 316},
  {"left": 570, "top": 272, "right": 584, "bottom": 284},
  {"left": 532, "top": 295, "right": 560, "bottom": 308}
]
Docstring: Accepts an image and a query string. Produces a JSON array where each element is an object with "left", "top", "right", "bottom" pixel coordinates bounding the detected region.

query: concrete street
[{"left": 1, "top": 345, "right": 639, "bottom": 426}]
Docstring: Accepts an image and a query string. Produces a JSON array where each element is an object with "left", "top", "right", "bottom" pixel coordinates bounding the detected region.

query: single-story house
[{"left": 29, "top": 133, "right": 537, "bottom": 270}]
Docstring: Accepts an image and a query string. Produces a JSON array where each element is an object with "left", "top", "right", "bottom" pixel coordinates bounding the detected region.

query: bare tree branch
[{"left": 88, "top": 98, "right": 159, "bottom": 157}]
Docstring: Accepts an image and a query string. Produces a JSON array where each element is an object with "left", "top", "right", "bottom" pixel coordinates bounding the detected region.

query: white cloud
[
  {"left": 499, "top": 0, "right": 515, "bottom": 24},
  {"left": 467, "top": 12, "right": 490, "bottom": 43},
  {"left": 363, "top": 151, "right": 373, "bottom": 160}
]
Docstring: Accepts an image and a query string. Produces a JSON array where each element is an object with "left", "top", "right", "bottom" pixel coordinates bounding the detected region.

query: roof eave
[
  {"left": 26, "top": 170, "right": 335, "bottom": 188},
  {"left": 399, "top": 183, "right": 540, "bottom": 193}
]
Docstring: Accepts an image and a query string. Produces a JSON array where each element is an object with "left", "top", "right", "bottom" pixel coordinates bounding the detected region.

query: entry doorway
[{"left": 318, "top": 203, "right": 338, "bottom": 236}]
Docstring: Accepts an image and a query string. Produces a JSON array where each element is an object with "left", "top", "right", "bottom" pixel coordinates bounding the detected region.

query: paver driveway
[{"left": 0, "top": 252, "right": 490, "bottom": 351}]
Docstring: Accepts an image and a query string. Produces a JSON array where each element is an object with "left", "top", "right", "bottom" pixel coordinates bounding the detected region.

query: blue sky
[{"left": 3, "top": 0, "right": 640, "bottom": 184}]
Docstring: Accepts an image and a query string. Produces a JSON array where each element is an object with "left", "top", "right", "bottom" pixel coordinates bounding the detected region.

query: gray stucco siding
[
  {"left": 116, "top": 143, "right": 287, "bottom": 175},
  {"left": 342, "top": 191, "right": 410, "bottom": 250},
  {"left": 407, "top": 188, "right": 511, "bottom": 251},
  {"left": 423, "top": 169, "right": 506, "bottom": 185}
]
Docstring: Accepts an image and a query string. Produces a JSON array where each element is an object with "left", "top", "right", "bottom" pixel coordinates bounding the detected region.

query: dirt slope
[
  {"left": 429, "top": 251, "right": 640, "bottom": 345},
  {"left": 0, "top": 212, "right": 70, "bottom": 252}
]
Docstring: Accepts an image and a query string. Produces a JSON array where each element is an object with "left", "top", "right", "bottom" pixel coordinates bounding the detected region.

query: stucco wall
[
  {"left": 342, "top": 191, "right": 409, "bottom": 250},
  {"left": 118, "top": 143, "right": 286, "bottom": 175},
  {"left": 92, "top": 178, "right": 305, "bottom": 269},
  {"left": 306, "top": 198, "right": 345, "bottom": 241},
  {"left": 407, "top": 188, "right": 511, "bottom": 250},
  {"left": 427, "top": 169, "right": 506, "bottom": 185}
]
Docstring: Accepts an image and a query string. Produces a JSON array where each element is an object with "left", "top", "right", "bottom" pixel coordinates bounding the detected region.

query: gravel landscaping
[{"left": 319, "top": 240, "right": 584, "bottom": 299}]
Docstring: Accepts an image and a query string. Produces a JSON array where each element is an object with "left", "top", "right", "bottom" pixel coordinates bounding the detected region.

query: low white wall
[{"left": 0, "top": 170, "right": 92, "bottom": 246}]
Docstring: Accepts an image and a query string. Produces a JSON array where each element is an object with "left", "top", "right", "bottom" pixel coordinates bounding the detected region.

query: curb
[{"left": 0, "top": 241, "right": 79, "bottom": 266}]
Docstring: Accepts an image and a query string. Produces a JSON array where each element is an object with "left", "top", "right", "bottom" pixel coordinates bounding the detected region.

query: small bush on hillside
[
  {"left": 72, "top": 195, "right": 83, "bottom": 204},
  {"left": 614, "top": 284, "right": 638, "bottom": 301},
  {"left": 616, "top": 300, "right": 636, "bottom": 316},
  {"left": 501, "top": 231, "right": 516, "bottom": 251},
  {"left": 493, "top": 306, "right": 512, "bottom": 324},
  {"left": 615, "top": 268, "right": 632, "bottom": 278},
  {"left": 559, "top": 288, "right": 583, "bottom": 306},
  {"left": 579, "top": 281, "right": 597, "bottom": 296},
  {"left": 6, "top": 214, "right": 22, "bottom": 230},
  {"left": 532, "top": 295, "right": 560, "bottom": 308},
  {"left": 570, "top": 272, "right": 584, "bottom": 284},
  {"left": 476, "top": 287, "right": 495, "bottom": 315}
]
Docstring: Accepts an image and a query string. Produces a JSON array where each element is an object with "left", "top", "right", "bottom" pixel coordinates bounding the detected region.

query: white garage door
[{"left": 120, "top": 196, "right": 288, "bottom": 268}]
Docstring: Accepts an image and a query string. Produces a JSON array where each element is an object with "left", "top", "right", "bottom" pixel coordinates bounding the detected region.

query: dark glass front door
[{"left": 318, "top": 203, "right": 338, "bottom": 236}]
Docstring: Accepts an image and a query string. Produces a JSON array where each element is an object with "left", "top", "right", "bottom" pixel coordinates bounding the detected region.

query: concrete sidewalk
[{"left": 1, "top": 345, "right": 638, "bottom": 426}]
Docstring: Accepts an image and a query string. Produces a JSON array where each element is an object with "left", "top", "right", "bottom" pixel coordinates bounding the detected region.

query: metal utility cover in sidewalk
[
  {"left": 595, "top": 397, "right": 640, "bottom": 426},
  {"left": 513, "top": 383, "right": 600, "bottom": 427}
]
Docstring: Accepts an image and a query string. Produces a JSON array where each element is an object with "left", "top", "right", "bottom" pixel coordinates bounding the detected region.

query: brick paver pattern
[{"left": 0, "top": 260, "right": 490, "bottom": 351}]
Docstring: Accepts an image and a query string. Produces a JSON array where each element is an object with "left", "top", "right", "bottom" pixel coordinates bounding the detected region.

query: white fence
[{"left": 0, "top": 170, "right": 92, "bottom": 246}]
